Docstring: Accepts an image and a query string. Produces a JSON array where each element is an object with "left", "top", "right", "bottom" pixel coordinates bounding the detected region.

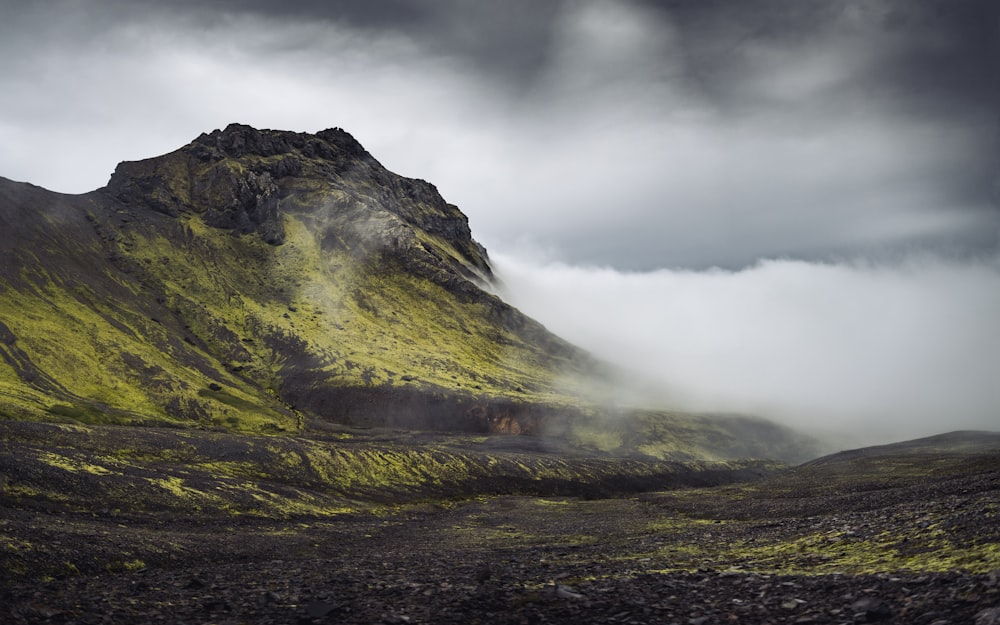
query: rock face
[{"left": 199, "top": 169, "right": 282, "bottom": 245}]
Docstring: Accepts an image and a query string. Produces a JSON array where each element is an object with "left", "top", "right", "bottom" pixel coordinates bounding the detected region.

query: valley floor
[{"left": 1, "top": 424, "right": 999, "bottom": 624}]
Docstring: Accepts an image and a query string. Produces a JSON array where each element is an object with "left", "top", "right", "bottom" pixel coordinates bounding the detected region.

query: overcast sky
[{"left": 1, "top": 0, "right": 998, "bottom": 442}]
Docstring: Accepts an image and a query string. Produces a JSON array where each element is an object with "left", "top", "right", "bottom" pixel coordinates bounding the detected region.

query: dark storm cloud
[
  {"left": 530, "top": 0, "right": 1000, "bottom": 269},
  {"left": 100, "top": 0, "right": 562, "bottom": 86},
  {"left": 1, "top": 0, "right": 995, "bottom": 267},
  {"left": 646, "top": 0, "right": 999, "bottom": 113},
  {"left": 319, "top": 0, "right": 995, "bottom": 270}
]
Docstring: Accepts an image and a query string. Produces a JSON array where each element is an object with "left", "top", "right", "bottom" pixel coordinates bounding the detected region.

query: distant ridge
[{"left": 802, "top": 430, "right": 1000, "bottom": 467}]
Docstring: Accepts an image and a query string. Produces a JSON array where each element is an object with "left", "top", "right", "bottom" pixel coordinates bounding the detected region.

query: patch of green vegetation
[
  {"left": 0, "top": 264, "right": 293, "bottom": 432},
  {"left": 56, "top": 560, "right": 81, "bottom": 578},
  {"left": 712, "top": 527, "right": 1000, "bottom": 575},
  {"left": 251, "top": 491, "right": 356, "bottom": 518},
  {"left": 448, "top": 522, "right": 597, "bottom": 548},
  {"left": 629, "top": 411, "right": 814, "bottom": 462},
  {"left": 618, "top": 510, "right": 1000, "bottom": 576},
  {"left": 37, "top": 451, "right": 114, "bottom": 475},
  {"left": 570, "top": 423, "right": 624, "bottom": 453},
  {"left": 0, "top": 535, "right": 34, "bottom": 554},
  {"left": 531, "top": 498, "right": 574, "bottom": 507},
  {"left": 628, "top": 456, "right": 1000, "bottom": 576},
  {"left": 197, "top": 387, "right": 263, "bottom": 411},
  {"left": 1, "top": 420, "right": 778, "bottom": 531},
  {"left": 645, "top": 516, "right": 722, "bottom": 533},
  {"left": 45, "top": 403, "right": 115, "bottom": 424},
  {"left": 564, "top": 410, "right": 818, "bottom": 463},
  {"left": 149, "top": 476, "right": 196, "bottom": 498}
]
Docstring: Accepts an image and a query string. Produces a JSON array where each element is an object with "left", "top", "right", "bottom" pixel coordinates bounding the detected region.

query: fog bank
[{"left": 495, "top": 252, "right": 1000, "bottom": 443}]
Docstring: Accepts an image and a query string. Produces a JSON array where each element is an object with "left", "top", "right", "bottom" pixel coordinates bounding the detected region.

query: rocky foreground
[
  {"left": 5, "top": 554, "right": 999, "bottom": 625},
  {"left": 3, "top": 431, "right": 999, "bottom": 624}
]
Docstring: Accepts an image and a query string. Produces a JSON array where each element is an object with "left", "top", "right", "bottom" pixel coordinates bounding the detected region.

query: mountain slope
[{"left": 0, "top": 125, "right": 600, "bottom": 432}]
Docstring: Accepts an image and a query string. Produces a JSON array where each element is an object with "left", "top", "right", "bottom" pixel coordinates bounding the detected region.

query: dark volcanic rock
[
  {"left": 197, "top": 167, "right": 283, "bottom": 243},
  {"left": 852, "top": 597, "right": 893, "bottom": 621},
  {"left": 1, "top": 420, "right": 997, "bottom": 625},
  {"left": 106, "top": 123, "right": 492, "bottom": 281}
]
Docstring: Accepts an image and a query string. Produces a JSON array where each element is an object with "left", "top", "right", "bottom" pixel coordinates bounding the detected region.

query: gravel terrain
[{"left": 3, "top": 430, "right": 999, "bottom": 624}]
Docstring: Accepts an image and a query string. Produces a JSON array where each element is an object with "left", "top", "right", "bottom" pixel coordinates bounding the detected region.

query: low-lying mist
[{"left": 494, "top": 251, "right": 1000, "bottom": 446}]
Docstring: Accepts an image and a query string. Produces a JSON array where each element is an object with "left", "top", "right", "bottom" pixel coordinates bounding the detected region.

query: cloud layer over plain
[{"left": 495, "top": 252, "right": 1000, "bottom": 442}]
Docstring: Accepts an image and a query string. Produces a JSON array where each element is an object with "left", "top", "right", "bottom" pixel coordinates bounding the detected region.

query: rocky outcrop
[
  {"left": 190, "top": 124, "right": 371, "bottom": 162},
  {"left": 106, "top": 123, "right": 492, "bottom": 284},
  {"left": 198, "top": 168, "right": 283, "bottom": 244}
]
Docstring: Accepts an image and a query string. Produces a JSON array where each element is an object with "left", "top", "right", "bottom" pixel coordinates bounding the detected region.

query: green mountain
[{"left": 0, "top": 124, "right": 817, "bottom": 461}]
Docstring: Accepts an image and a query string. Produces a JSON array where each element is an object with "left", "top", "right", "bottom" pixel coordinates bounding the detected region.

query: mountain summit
[
  {"left": 0, "top": 124, "right": 593, "bottom": 434},
  {"left": 106, "top": 124, "right": 493, "bottom": 286}
]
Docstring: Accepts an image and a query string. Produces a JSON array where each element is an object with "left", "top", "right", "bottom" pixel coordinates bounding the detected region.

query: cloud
[
  {"left": 0, "top": 0, "right": 995, "bottom": 271},
  {"left": 494, "top": 251, "right": 1000, "bottom": 443}
]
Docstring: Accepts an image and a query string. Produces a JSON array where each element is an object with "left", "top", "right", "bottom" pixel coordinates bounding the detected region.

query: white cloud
[{"left": 0, "top": 7, "right": 499, "bottom": 193}]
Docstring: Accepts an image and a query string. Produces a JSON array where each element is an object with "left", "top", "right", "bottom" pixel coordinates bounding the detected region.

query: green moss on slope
[{"left": 0, "top": 173, "right": 589, "bottom": 435}]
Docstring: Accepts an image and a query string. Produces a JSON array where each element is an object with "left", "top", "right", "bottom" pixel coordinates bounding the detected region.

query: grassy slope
[
  {"left": 0, "top": 201, "right": 294, "bottom": 431},
  {"left": 634, "top": 431, "right": 1000, "bottom": 574}
]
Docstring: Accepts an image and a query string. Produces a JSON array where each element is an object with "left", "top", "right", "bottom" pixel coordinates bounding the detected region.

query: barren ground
[{"left": 2, "top": 424, "right": 998, "bottom": 624}]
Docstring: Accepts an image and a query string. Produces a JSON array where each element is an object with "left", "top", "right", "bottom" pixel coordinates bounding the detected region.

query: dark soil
[{"left": 2, "top": 426, "right": 999, "bottom": 624}]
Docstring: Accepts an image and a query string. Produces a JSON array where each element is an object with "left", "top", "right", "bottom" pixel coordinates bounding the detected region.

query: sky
[{"left": 1, "top": 0, "right": 998, "bottom": 442}]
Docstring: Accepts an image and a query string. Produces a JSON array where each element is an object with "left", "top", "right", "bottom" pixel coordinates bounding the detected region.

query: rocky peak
[
  {"left": 188, "top": 123, "right": 373, "bottom": 164},
  {"left": 104, "top": 124, "right": 493, "bottom": 283}
]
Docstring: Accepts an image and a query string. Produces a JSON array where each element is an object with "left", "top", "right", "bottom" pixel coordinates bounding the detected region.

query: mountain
[
  {"left": 0, "top": 124, "right": 816, "bottom": 460},
  {"left": 1, "top": 124, "right": 590, "bottom": 430}
]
